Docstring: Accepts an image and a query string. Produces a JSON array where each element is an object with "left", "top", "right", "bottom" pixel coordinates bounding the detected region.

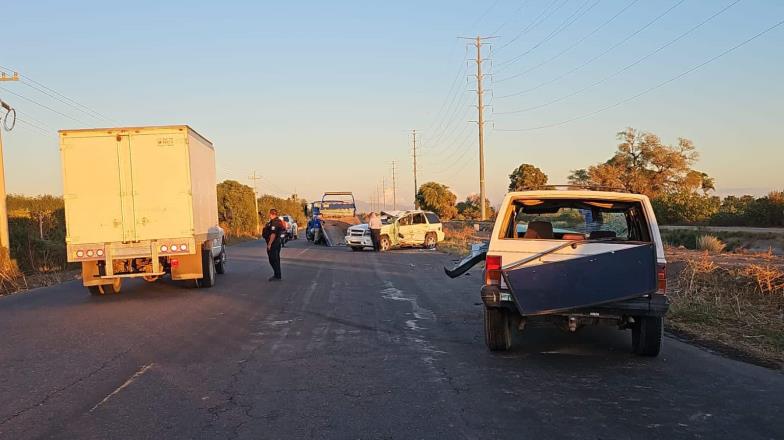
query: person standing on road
[
  {"left": 368, "top": 212, "right": 383, "bottom": 252},
  {"left": 262, "top": 208, "right": 285, "bottom": 281}
]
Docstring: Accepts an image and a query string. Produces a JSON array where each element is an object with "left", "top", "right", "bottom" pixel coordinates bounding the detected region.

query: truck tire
[
  {"left": 215, "top": 242, "right": 227, "bottom": 275},
  {"left": 484, "top": 307, "right": 512, "bottom": 351},
  {"left": 380, "top": 235, "right": 391, "bottom": 252},
  {"left": 88, "top": 278, "right": 122, "bottom": 296},
  {"left": 632, "top": 316, "right": 663, "bottom": 356},
  {"left": 197, "top": 249, "right": 216, "bottom": 288},
  {"left": 424, "top": 232, "right": 437, "bottom": 249}
]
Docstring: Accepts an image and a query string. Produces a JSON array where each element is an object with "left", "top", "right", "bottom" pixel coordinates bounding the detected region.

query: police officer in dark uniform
[{"left": 262, "top": 208, "right": 285, "bottom": 281}]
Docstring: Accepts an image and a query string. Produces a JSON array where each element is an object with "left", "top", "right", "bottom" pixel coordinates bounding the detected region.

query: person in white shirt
[{"left": 368, "top": 212, "right": 383, "bottom": 251}]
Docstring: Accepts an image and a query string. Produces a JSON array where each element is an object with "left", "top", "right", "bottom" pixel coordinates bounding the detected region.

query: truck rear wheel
[
  {"left": 484, "top": 307, "right": 512, "bottom": 351},
  {"left": 197, "top": 249, "right": 216, "bottom": 288},
  {"left": 215, "top": 242, "right": 227, "bottom": 275},
  {"left": 88, "top": 278, "right": 122, "bottom": 296},
  {"left": 632, "top": 316, "right": 663, "bottom": 356}
]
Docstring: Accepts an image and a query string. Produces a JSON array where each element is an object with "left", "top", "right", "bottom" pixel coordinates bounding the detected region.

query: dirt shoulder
[{"left": 665, "top": 248, "right": 784, "bottom": 370}]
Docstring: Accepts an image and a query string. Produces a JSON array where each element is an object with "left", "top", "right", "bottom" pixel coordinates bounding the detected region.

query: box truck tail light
[
  {"left": 180, "top": 244, "right": 187, "bottom": 251},
  {"left": 657, "top": 263, "right": 667, "bottom": 295},
  {"left": 170, "top": 245, "right": 179, "bottom": 252},
  {"left": 96, "top": 249, "right": 104, "bottom": 257},
  {"left": 76, "top": 250, "right": 84, "bottom": 258},
  {"left": 86, "top": 250, "right": 94, "bottom": 257},
  {"left": 160, "top": 245, "right": 168, "bottom": 253},
  {"left": 485, "top": 255, "right": 502, "bottom": 286}
]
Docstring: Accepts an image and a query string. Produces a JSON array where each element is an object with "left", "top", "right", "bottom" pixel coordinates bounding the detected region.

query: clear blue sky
[{"left": 2, "top": 0, "right": 782, "bottom": 208}]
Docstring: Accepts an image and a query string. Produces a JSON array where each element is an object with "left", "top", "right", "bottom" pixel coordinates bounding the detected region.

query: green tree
[
  {"left": 567, "top": 169, "right": 590, "bottom": 186},
  {"left": 258, "top": 194, "right": 308, "bottom": 225},
  {"left": 456, "top": 194, "right": 495, "bottom": 220},
  {"left": 216, "top": 180, "right": 258, "bottom": 237},
  {"left": 572, "top": 128, "right": 713, "bottom": 198},
  {"left": 416, "top": 182, "right": 457, "bottom": 220},
  {"left": 508, "top": 163, "right": 548, "bottom": 191}
]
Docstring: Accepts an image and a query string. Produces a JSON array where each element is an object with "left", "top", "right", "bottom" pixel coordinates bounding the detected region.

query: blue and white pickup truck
[{"left": 446, "top": 189, "right": 669, "bottom": 356}]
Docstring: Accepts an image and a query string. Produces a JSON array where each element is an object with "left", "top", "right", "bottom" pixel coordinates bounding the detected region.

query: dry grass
[
  {"left": 696, "top": 235, "right": 726, "bottom": 253},
  {"left": 439, "top": 226, "right": 482, "bottom": 256},
  {"left": 667, "top": 250, "right": 784, "bottom": 368}
]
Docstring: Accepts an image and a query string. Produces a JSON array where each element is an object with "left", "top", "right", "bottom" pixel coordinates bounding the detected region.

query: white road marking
[{"left": 89, "top": 363, "right": 154, "bottom": 413}]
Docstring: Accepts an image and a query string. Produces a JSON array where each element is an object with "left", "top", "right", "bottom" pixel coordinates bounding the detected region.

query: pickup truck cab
[
  {"left": 447, "top": 189, "right": 668, "bottom": 356},
  {"left": 346, "top": 210, "right": 445, "bottom": 251}
]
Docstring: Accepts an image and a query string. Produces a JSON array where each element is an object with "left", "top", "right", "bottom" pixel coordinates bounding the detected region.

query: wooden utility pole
[
  {"left": 391, "top": 161, "right": 397, "bottom": 210},
  {"left": 411, "top": 129, "right": 418, "bottom": 209},
  {"left": 0, "top": 72, "right": 20, "bottom": 257},
  {"left": 248, "top": 171, "right": 262, "bottom": 234}
]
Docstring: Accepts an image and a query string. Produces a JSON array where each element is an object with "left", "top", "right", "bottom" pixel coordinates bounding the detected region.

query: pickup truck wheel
[
  {"left": 484, "top": 307, "right": 512, "bottom": 351},
  {"left": 632, "top": 316, "right": 663, "bottom": 356},
  {"left": 424, "top": 233, "right": 437, "bottom": 249},
  {"left": 197, "top": 249, "right": 216, "bottom": 288},
  {"left": 215, "top": 243, "right": 227, "bottom": 275},
  {"left": 380, "top": 235, "right": 391, "bottom": 252}
]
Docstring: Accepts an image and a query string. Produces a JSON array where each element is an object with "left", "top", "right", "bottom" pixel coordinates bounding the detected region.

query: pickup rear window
[{"left": 503, "top": 199, "right": 651, "bottom": 242}]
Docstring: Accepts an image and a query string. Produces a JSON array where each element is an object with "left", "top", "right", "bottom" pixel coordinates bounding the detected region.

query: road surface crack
[{"left": 0, "top": 345, "right": 134, "bottom": 427}]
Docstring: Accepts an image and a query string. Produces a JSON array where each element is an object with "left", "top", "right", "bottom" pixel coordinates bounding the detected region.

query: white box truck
[{"left": 59, "top": 125, "right": 226, "bottom": 295}]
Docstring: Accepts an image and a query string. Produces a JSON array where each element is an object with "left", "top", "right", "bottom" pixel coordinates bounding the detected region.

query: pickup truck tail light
[
  {"left": 485, "top": 255, "right": 502, "bottom": 286},
  {"left": 656, "top": 263, "right": 667, "bottom": 295}
]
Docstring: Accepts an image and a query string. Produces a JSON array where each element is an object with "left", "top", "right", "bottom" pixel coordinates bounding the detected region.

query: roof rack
[{"left": 526, "top": 184, "right": 631, "bottom": 193}]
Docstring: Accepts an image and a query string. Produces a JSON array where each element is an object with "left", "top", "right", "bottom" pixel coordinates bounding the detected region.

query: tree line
[{"left": 415, "top": 127, "right": 783, "bottom": 227}]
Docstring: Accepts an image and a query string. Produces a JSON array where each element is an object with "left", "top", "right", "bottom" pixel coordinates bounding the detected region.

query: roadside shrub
[{"left": 696, "top": 235, "right": 726, "bottom": 253}]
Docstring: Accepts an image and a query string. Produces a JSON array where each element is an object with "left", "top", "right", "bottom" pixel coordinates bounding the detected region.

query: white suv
[{"left": 447, "top": 189, "right": 668, "bottom": 356}]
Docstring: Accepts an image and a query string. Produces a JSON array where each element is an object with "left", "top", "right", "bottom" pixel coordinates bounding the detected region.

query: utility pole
[
  {"left": 461, "top": 36, "right": 494, "bottom": 220},
  {"left": 248, "top": 171, "right": 262, "bottom": 234},
  {"left": 391, "top": 161, "right": 397, "bottom": 210},
  {"left": 0, "top": 72, "right": 20, "bottom": 260},
  {"left": 411, "top": 129, "right": 418, "bottom": 209}
]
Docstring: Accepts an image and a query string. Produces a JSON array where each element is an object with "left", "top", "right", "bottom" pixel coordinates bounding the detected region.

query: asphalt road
[{"left": 1, "top": 239, "right": 782, "bottom": 439}]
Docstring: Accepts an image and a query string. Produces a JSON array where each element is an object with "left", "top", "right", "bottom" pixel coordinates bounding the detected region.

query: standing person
[
  {"left": 368, "top": 212, "right": 383, "bottom": 252},
  {"left": 262, "top": 208, "right": 285, "bottom": 281}
]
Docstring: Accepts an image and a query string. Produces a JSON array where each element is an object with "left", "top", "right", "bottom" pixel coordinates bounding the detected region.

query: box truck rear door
[
  {"left": 501, "top": 243, "right": 657, "bottom": 315},
  {"left": 128, "top": 132, "right": 193, "bottom": 241},
  {"left": 61, "top": 135, "right": 126, "bottom": 243}
]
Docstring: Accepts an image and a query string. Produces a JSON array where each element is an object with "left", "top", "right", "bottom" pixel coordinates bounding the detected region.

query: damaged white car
[{"left": 446, "top": 189, "right": 668, "bottom": 356}]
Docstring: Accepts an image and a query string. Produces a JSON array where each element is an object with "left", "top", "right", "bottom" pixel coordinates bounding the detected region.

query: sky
[{"left": 1, "top": 0, "right": 782, "bottom": 209}]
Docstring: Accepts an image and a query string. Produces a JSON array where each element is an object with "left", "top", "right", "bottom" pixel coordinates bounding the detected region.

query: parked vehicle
[
  {"left": 59, "top": 125, "right": 226, "bottom": 295},
  {"left": 346, "top": 210, "right": 445, "bottom": 251},
  {"left": 279, "top": 215, "right": 298, "bottom": 245},
  {"left": 446, "top": 189, "right": 668, "bottom": 356}
]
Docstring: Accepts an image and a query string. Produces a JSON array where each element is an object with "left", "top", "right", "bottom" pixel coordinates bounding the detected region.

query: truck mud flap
[
  {"left": 444, "top": 242, "right": 488, "bottom": 278},
  {"left": 502, "top": 243, "right": 656, "bottom": 315}
]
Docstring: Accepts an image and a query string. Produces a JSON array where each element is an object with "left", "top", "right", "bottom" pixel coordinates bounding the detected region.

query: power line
[
  {"left": 495, "top": 0, "right": 639, "bottom": 85},
  {"left": 0, "top": 65, "right": 117, "bottom": 124},
  {"left": 0, "top": 85, "right": 90, "bottom": 125},
  {"left": 494, "top": 17, "right": 784, "bottom": 132},
  {"left": 491, "top": 0, "right": 533, "bottom": 36},
  {"left": 495, "top": 0, "right": 686, "bottom": 99},
  {"left": 496, "top": 0, "right": 742, "bottom": 116},
  {"left": 496, "top": 0, "right": 568, "bottom": 53},
  {"left": 495, "top": 0, "right": 601, "bottom": 71}
]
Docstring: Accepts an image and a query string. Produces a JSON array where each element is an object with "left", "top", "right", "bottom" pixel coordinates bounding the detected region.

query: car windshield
[
  {"left": 504, "top": 198, "right": 650, "bottom": 242},
  {"left": 425, "top": 212, "right": 440, "bottom": 224}
]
